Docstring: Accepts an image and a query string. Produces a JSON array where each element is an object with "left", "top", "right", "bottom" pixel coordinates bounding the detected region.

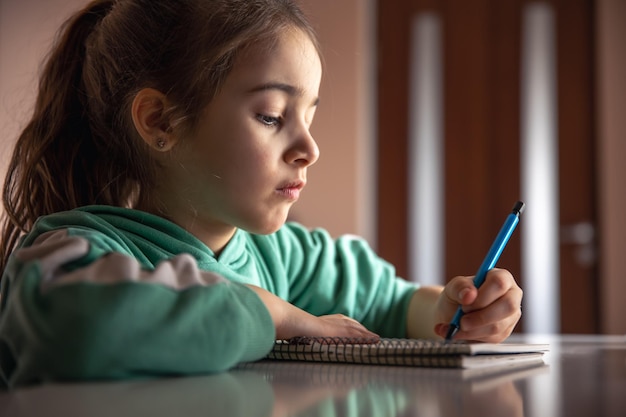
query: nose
[{"left": 285, "top": 125, "right": 320, "bottom": 167}]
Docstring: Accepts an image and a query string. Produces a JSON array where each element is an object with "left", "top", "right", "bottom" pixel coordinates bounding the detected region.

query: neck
[{"left": 135, "top": 195, "right": 236, "bottom": 256}]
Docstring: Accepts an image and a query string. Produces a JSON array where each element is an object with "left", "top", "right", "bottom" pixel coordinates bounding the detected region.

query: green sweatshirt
[{"left": 0, "top": 206, "right": 418, "bottom": 387}]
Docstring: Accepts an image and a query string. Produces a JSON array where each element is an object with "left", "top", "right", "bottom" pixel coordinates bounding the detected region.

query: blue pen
[{"left": 444, "top": 201, "right": 525, "bottom": 341}]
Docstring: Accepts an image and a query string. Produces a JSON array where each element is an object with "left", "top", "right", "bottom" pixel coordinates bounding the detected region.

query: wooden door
[{"left": 376, "top": 0, "right": 598, "bottom": 333}]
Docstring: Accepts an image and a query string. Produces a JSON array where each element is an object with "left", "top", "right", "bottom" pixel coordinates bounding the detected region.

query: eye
[{"left": 256, "top": 114, "right": 281, "bottom": 127}]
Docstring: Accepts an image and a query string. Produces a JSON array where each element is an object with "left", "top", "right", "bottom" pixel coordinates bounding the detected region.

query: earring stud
[{"left": 156, "top": 138, "right": 166, "bottom": 149}]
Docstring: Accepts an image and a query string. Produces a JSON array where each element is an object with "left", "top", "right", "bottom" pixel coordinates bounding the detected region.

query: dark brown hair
[{"left": 0, "top": 0, "right": 320, "bottom": 273}]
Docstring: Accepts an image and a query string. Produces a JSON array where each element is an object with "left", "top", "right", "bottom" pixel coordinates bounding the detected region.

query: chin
[
  {"left": 260, "top": 221, "right": 287, "bottom": 235},
  {"left": 246, "top": 217, "right": 288, "bottom": 235},
  {"left": 247, "top": 226, "right": 281, "bottom": 236},
  {"left": 239, "top": 208, "right": 290, "bottom": 235}
]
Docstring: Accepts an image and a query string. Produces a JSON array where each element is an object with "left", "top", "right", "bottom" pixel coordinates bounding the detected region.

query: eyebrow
[{"left": 248, "top": 82, "right": 320, "bottom": 107}]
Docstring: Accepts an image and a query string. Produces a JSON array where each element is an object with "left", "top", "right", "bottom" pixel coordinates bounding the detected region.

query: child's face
[{"left": 166, "top": 29, "right": 322, "bottom": 246}]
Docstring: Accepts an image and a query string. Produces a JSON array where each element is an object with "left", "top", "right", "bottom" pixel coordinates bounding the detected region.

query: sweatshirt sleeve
[
  {"left": 0, "top": 229, "right": 275, "bottom": 388},
  {"left": 268, "top": 223, "right": 419, "bottom": 338}
]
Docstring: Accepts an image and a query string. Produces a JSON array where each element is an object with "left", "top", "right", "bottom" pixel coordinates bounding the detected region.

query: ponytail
[{"left": 1, "top": 1, "right": 116, "bottom": 273}]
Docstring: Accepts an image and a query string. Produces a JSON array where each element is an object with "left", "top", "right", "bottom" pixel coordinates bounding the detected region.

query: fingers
[
  {"left": 444, "top": 269, "right": 518, "bottom": 308},
  {"left": 468, "top": 269, "right": 520, "bottom": 312},
  {"left": 283, "top": 311, "right": 379, "bottom": 341},
  {"left": 453, "top": 299, "right": 522, "bottom": 342},
  {"left": 442, "top": 269, "right": 523, "bottom": 343},
  {"left": 443, "top": 275, "right": 479, "bottom": 306},
  {"left": 316, "top": 314, "right": 380, "bottom": 340}
]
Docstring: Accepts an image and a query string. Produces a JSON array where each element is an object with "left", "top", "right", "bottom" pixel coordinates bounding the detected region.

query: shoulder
[
  {"left": 20, "top": 208, "right": 115, "bottom": 247},
  {"left": 18, "top": 206, "right": 212, "bottom": 267},
  {"left": 21, "top": 206, "right": 136, "bottom": 249}
]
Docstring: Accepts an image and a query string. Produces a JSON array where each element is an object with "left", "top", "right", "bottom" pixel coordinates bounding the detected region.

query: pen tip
[{"left": 444, "top": 325, "right": 458, "bottom": 342}]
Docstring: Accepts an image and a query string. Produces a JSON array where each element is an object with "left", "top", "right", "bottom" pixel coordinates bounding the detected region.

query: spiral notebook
[{"left": 265, "top": 337, "right": 549, "bottom": 370}]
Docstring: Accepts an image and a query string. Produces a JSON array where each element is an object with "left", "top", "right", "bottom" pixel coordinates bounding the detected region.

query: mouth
[{"left": 276, "top": 180, "right": 305, "bottom": 201}]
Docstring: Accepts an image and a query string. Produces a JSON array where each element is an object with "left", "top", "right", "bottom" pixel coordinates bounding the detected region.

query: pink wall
[{"left": 0, "top": 0, "right": 87, "bottom": 176}]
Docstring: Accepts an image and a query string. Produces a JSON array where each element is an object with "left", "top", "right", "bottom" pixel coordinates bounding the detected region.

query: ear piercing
[{"left": 156, "top": 138, "right": 166, "bottom": 149}]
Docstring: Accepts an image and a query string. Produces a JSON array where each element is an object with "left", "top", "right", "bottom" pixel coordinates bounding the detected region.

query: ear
[{"left": 131, "top": 88, "right": 178, "bottom": 151}]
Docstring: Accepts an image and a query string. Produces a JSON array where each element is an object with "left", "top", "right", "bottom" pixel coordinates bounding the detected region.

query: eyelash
[{"left": 257, "top": 114, "right": 282, "bottom": 128}]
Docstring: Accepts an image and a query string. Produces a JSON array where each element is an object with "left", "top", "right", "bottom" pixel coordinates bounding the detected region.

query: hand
[
  {"left": 433, "top": 268, "right": 523, "bottom": 343},
  {"left": 246, "top": 285, "right": 379, "bottom": 340}
]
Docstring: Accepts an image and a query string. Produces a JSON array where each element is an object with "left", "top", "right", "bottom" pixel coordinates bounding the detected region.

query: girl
[{"left": 0, "top": 0, "right": 522, "bottom": 387}]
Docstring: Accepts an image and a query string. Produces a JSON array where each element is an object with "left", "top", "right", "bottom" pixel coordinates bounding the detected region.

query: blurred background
[{"left": 1, "top": 0, "right": 624, "bottom": 334}]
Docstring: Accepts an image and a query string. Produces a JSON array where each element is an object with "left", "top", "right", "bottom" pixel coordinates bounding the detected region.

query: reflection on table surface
[{"left": 0, "top": 334, "right": 624, "bottom": 417}]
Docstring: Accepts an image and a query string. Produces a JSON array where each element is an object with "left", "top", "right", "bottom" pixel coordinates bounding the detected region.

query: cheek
[
  {"left": 230, "top": 150, "right": 273, "bottom": 183},
  {"left": 184, "top": 125, "right": 237, "bottom": 169},
  {"left": 187, "top": 115, "right": 277, "bottom": 183}
]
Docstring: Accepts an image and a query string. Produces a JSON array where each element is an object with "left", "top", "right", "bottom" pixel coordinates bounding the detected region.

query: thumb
[{"left": 444, "top": 276, "right": 477, "bottom": 306}]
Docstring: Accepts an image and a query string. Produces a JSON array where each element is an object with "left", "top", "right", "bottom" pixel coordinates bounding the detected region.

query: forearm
[
  {"left": 406, "top": 285, "right": 444, "bottom": 339},
  {"left": 0, "top": 234, "right": 276, "bottom": 387}
]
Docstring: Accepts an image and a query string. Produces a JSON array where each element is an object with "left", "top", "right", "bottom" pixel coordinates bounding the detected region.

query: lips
[{"left": 276, "top": 180, "right": 305, "bottom": 201}]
